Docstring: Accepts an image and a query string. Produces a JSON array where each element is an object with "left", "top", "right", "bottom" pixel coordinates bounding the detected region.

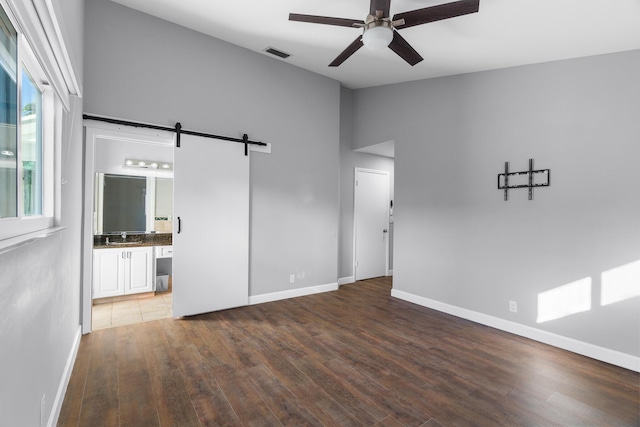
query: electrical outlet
[
  {"left": 289, "top": 274, "right": 295, "bottom": 283},
  {"left": 509, "top": 300, "right": 518, "bottom": 313}
]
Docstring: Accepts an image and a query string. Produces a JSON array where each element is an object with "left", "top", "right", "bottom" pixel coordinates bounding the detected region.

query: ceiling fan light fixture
[
  {"left": 290, "top": 0, "right": 479, "bottom": 66},
  {"left": 362, "top": 21, "right": 393, "bottom": 51}
]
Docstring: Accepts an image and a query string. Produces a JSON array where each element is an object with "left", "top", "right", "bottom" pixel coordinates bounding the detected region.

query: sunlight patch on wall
[
  {"left": 601, "top": 260, "right": 640, "bottom": 306},
  {"left": 537, "top": 277, "right": 592, "bottom": 323}
]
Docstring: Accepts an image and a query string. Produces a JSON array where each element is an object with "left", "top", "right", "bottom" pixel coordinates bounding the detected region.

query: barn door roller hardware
[
  {"left": 498, "top": 158, "right": 550, "bottom": 201},
  {"left": 83, "top": 114, "right": 266, "bottom": 156}
]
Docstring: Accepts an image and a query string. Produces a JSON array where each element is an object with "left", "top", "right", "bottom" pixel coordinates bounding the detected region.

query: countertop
[{"left": 93, "top": 233, "right": 172, "bottom": 249}]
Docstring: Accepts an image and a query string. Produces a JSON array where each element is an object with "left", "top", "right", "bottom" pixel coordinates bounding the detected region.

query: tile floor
[{"left": 92, "top": 291, "right": 172, "bottom": 330}]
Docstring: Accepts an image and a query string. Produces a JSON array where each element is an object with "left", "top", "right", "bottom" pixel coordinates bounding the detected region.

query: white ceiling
[{"left": 111, "top": 0, "right": 640, "bottom": 89}]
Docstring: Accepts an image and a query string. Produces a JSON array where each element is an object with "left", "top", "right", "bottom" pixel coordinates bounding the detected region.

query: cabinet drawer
[{"left": 156, "top": 245, "right": 173, "bottom": 258}]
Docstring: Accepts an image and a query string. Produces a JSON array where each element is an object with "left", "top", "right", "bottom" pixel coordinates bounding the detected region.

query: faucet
[
  {"left": 121, "top": 231, "right": 127, "bottom": 240},
  {"left": 106, "top": 237, "right": 110, "bottom": 245}
]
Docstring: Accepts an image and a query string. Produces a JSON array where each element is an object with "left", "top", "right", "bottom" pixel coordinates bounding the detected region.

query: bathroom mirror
[{"left": 94, "top": 173, "right": 173, "bottom": 234}]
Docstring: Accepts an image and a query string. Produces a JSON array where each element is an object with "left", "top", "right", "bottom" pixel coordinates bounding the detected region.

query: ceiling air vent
[{"left": 264, "top": 47, "right": 291, "bottom": 59}]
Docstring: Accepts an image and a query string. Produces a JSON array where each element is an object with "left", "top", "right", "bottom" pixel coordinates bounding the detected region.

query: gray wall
[
  {"left": 84, "top": 0, "right": 340, "bottom": 296},
  {"left": 339, "top": 88, "right": 394, "bottom": 280},
  {"left": 352, "top": 50, "right": 640, "bottom": 357},
  {"left": 0, "top": 1, "right": 84, "bottom": 425}
]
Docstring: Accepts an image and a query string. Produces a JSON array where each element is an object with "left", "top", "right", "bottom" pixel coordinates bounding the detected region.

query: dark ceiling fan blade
[
  {"left": 370, "top": 0, "right": 391, "bottom": 18},
  {"left": 329, "top": 36, "right": 364, "bottom": 67},
  {"left": 289, "top": 13, "right": 364, "bottom": 28},
  {"left": 388, "top": 31, "right": 423, "bottom": 66},
  {"left": 393, "top": 0, "right": 479, "bottom": 30}
]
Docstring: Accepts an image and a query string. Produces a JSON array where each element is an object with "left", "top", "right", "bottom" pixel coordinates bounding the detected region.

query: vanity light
[
  {"left": 1, "top": 150, "right": 15, "bottom": 156},
  {"left": 124, "top": 158, "right": 173, "bottom": 171}
]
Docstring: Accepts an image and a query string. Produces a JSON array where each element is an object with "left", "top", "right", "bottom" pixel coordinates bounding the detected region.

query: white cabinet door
[
  {"left": 93, "top": 247, "right": 153, "bottom": 298},
  {"left": 93, "top": 248, "right": 125, "bottom": 298},
  {"left": 125, "top": 247, "right": 153, "bottom": 294}
]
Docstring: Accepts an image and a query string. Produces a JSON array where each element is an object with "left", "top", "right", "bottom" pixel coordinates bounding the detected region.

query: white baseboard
[
  {"left": 49, "top": 325, "right": 82, "bottom": 427},
  {"left": 387, "top": 270, "right": 393, "bottom": 276},
  {"left": 391, "top": 289, "right": 640, "bottom": 373},
  {"left": 338, "top": 276, "right": 355, "bottom": 286},
  {"left": 249, "top": 282, "right": 338, "bottom": 305}
]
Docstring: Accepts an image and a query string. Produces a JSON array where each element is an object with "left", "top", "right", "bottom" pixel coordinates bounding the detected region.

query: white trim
[
  {"left": 5, "top": 0, "right": 74, "bottom": 109},
  {"left": 36, "top": 0, "right": 82, "bottom": 96},
  {"left": 249, "top": 282, "right": 338, "bottom": 305},
  {"left": 391, "top": 289, "right": 640, "bottom": 372},
  {"left": 48, "top": 325, "right": 81, "bottom": 427},
  {"left": 387, "top": 269, "right": 393, "bottom": 276},
  {"left": 0, "top": 226, "right": 64, "bottom": 255},
  {"left": 338, "top": 276, "right": 355, "bottom": 286},
  {"left": 81, "top": 125, "right": 95, "bottom": 334},
  {"left": 54, "top": 96, "right": 66, "bottom": 222}
]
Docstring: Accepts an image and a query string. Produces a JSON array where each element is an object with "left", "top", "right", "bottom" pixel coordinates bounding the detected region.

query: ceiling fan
[{"left": 289, "top": 0, "right": 479, "bottom": 67}]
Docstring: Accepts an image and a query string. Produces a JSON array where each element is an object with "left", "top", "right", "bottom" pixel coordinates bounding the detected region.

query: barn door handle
[
  {"left": 383, "top": 229, "right": 388, "bottom": 233},
  {"left": 177, "top": 217, "right": 182, "bottom": 234}
]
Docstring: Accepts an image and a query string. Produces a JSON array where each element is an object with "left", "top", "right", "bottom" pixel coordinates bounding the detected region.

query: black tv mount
[{"left": 498, "top": 159, "right": 550, "bottom": 201}]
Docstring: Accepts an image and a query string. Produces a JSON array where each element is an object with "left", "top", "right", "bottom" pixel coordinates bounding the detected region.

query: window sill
[{"left": 0, "top": 226, "right": 66, "bottom": 256}]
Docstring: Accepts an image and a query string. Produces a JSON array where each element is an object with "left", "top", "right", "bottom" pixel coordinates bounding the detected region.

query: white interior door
[
  {"left": 354, "top": 168, "right": 390, "bottom": 281},
  {"left": 172, "top": 134, "right": 249, "bottom": 317}
]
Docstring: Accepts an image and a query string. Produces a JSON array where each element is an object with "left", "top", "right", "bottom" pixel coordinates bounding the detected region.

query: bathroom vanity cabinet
[{"left": 92, "top": 246, "right": 153, "bottom": 298}]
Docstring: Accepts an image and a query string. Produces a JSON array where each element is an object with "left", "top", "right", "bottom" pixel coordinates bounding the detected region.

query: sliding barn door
[{"left": 172, "top": 134, "right": 249, "bottom": 317}]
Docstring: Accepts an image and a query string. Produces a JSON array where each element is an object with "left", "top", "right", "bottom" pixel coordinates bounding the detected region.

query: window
[
  {"left": 0, "top": 5, "right": 17, "bottom": 219},
  {"left": 0, "top": 3, "right": 55, "bottom": 241},
  {"left": 21, "top": 68, "right": 43, "bottom": 217}
]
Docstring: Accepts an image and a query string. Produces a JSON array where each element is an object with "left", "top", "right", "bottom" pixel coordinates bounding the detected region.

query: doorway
[
  {"left": 83, "top": 124, "right": 175, "bottom": 333},
  {"left": 353, "top": 168, "right": 391, "bottom": 281},
  {"left": 82, "top": 123, "right": 251, "bottom": 331}
]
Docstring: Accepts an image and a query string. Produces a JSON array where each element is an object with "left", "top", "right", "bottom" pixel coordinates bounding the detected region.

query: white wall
[
  {"left": 94, "top": 136, "right": 173, "bottom": 177},
  {"left": 352, "top": 50, "right": 640, "bottom": 361},
  {"left": 84, "top": 0, "right": 340, "bottom": 296},
  {"left": 339, "top": 88, "right": 394, "bottom": 280},
  {"left": 0, "top": 0, "right": 84, "bottom": 424}
]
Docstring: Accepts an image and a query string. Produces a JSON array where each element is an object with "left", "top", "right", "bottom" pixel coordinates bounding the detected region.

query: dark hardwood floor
[{"left": 58, "top": 277, "right": 639, "bottom": 426}]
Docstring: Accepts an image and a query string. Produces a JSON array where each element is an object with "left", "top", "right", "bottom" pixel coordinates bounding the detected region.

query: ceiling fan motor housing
[{"left": 363, "top": 16, "right": 393, "bottom": 50}]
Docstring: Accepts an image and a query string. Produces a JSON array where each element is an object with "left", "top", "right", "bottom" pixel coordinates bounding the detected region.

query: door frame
[
  {"left": 353, "top": 167, "right": 391, "bottom": 281},
  {"left": 82, "top": 122, "right": 175, "bottom": 334}
]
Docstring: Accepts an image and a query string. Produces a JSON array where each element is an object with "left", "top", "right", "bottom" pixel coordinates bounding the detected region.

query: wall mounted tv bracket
[{"left": 498, "top": 159, "right": 550, "bottom": 201}]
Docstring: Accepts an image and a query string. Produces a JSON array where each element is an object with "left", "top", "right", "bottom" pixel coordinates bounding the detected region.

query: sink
[{"left": 106, "top": 241, "right": 140, "bottom": 246}]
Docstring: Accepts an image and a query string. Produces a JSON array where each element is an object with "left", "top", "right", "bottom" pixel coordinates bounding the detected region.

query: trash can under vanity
[{"left": 156, "top": 274, "right": 169, "bottom": 292}]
